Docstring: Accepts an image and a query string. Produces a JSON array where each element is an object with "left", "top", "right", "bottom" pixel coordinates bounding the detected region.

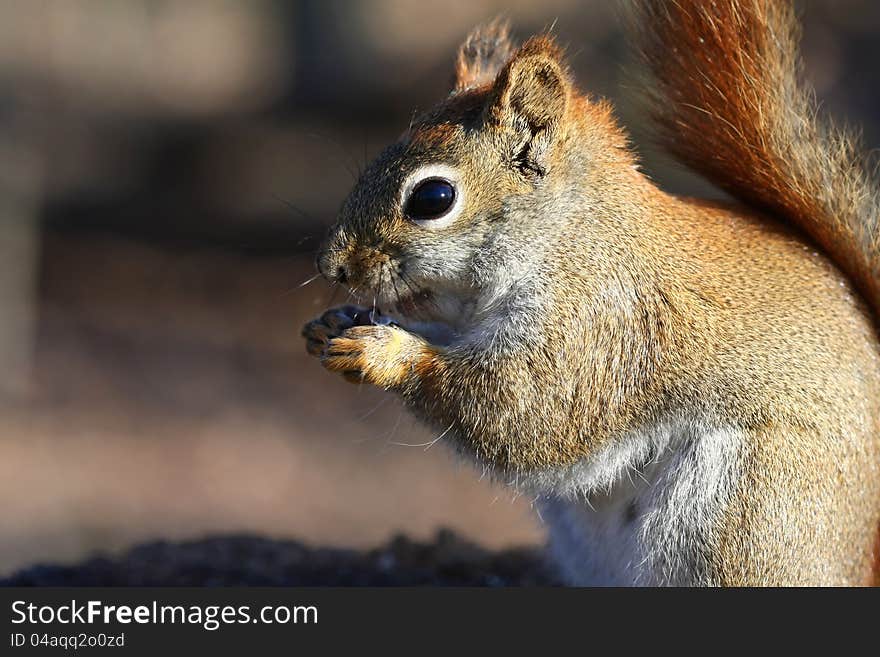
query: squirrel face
[
  {"left": 317, "top": 29, "right": 636, "bottom": 330},
  {"left": 317, "top": 91, "right": 528, "bottom": 327}
]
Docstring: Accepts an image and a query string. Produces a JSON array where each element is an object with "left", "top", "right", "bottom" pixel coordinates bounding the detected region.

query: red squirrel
[{"left": 303, "top": 1, "right": 880, "bottom": 585}]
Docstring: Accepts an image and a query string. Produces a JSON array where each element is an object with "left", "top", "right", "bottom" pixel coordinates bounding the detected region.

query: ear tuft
[{"left": 454, "top": 18, "right": 516, "bottom": 92}]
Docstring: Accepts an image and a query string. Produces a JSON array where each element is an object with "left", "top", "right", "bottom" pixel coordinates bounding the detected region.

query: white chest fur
[
  {"left": 540, "top": 480, "right": 649, "bottom": 585},
  {"left": 537, "top": 425, "right": 744, "bottom": 586}
]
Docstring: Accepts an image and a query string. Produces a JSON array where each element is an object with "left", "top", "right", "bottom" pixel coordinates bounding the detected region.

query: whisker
[
  {"left": 387, "top": 263, "right": 404, "bottom": 315},
  {"left": 297, "top": 273, "right": 322, "bottom": 289},
  {"left": 272, "top": 193, "right": 314, "bottom": 223},
  {"left": 396, "top": 270, "right": 420, "bottom": 299},
  {"left": 399, "top": 270, "right": 442, "bottom": 315},
  {"left": 424, "top": 423, "right": 454, "bottom": 451},
  {"left": 356, "top": 395, "right": 390, "bottom": 421},
  {"left": 305, "top": 132, "right": 361, "bottom": 183},
  {"left": 350, "top": 410, "right": 400, "bottom": 445},
  {"left": 344, "top": 283, "right": 363, "bottom": 305},
  {"left": 388, "top": 423, "right": 453, "bottom": 450},
  {"left": 384, "top": 410, "right": 405, "bottom": 447},
  {"left": 531, "top": 495, "right": 545, "bottom": 525},
  {"left": 395, "top": 273, "right": 422, "bottom": 319}
]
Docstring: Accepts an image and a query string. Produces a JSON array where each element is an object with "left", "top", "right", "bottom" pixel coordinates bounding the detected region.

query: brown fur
[
  {"left": 303, "top": 4, "right": 880, "bottom": 585},
  {"left": 632, "top": 0, "right": 880, "bottom": 314}
]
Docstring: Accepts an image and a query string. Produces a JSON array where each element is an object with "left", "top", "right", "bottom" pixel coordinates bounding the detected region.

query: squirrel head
[{"left": 318, "top": 22, "right": 637, "bottom": 327}]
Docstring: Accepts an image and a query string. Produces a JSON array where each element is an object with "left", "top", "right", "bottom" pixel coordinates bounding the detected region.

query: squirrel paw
[
  {"left": 302, "top": 305, "right": 363, "bottom": 356},
  {"left": 324, "top": 325, "right": 426, "bottom": 387},
  {"left": 303, "top": 307, "right": 427, "bottom": 388}
]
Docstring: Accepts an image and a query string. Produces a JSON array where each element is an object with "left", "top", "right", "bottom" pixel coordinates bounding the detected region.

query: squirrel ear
[
  {"left": 454, "top": 18, "right": 516, "bottom": 92},
  {"left": 489, "top": 37, "right": 569, "bottom": 174}
]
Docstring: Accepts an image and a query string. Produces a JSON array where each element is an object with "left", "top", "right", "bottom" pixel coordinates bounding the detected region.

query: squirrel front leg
[{"left": 303, "top": 305, "right": 584, "bottom": 471}]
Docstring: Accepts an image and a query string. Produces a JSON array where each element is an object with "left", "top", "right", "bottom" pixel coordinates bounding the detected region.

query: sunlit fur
[{"left": 304, "top": 1, "right": 880, "bottom": 585}]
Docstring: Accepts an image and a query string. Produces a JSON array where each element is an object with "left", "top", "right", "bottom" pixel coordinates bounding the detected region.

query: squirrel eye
[{"left": 404, "top": 178, "right": 456, "bottom": 221}]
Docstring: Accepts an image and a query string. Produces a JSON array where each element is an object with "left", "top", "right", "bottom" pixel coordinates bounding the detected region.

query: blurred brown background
[{"left": 1, "top": 0, "right": 878, "bottom": 576}]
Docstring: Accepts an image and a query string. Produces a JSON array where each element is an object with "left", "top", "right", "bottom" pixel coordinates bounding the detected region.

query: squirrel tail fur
[{"left": 633, "top": 0, "right": 880, "bottom": 313}]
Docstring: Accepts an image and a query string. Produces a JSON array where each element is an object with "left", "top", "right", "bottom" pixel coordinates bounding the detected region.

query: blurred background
[{"left": 0, "top": 0, "right": 878, "bottom": 577}]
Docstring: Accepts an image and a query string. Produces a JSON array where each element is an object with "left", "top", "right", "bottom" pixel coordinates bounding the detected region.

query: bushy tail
[{"left": 632, "top": 0, "right": 880, "bottom": 313}]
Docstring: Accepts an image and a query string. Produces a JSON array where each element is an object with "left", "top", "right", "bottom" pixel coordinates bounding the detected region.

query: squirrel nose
[{"left": 317, "top": 249, "right": 350, "bottom": 285}]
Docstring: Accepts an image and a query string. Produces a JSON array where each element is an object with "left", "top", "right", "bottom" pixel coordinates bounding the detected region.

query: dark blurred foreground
[{"left": 3, "top": 531, "right": 555, "bottom": 587}]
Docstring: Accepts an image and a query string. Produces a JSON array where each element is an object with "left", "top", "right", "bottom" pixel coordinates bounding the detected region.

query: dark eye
[{"left": 404, "top": 178, "right": 456, "bottom": 221}]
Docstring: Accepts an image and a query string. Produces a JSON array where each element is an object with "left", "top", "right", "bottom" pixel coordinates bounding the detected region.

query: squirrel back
[{"left": 632, "top": 0, "right": 880, "bottom": 314}]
